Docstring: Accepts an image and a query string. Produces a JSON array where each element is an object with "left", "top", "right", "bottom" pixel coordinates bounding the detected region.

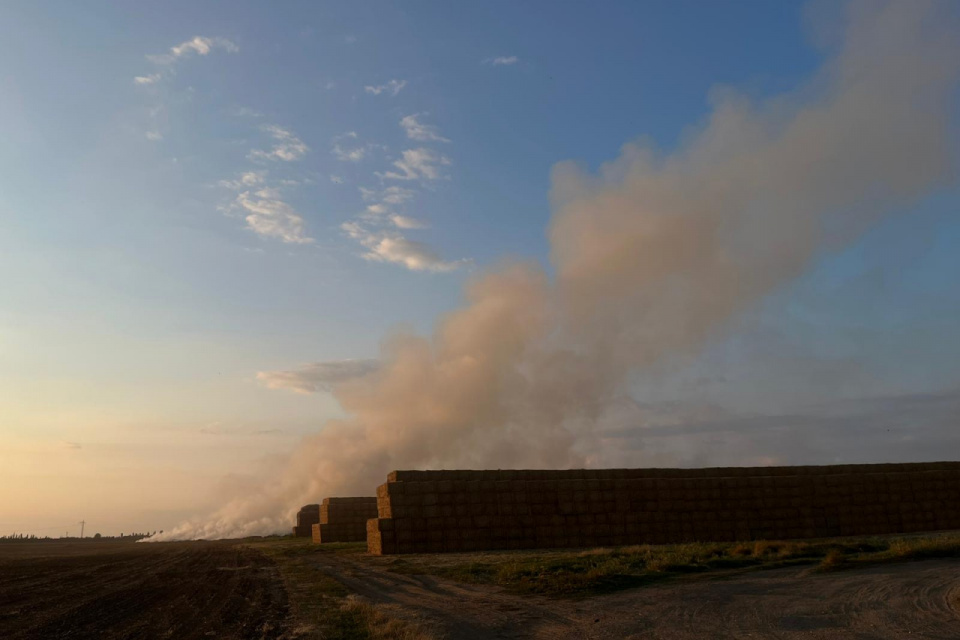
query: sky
[{"left": 1, "top": 1, "right": 959, "bottom": 538}]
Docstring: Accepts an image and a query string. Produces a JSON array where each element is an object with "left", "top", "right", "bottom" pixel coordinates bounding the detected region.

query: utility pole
[{"left": 79, "top": 520, "right": 85, "bottom": 539}]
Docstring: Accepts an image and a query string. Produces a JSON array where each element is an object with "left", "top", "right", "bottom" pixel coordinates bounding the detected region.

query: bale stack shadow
[
  {"left": 367, "top": 462, "right": 960, "bottom": 555},
  {"left": 311, "top": 497, "right": 378, "bottom": 543}
]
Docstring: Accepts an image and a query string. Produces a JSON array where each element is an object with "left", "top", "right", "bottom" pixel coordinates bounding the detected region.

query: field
[
  {"left": 0, "top": 539, "right": 289, "bottom": 639},
  {"left": 2, "top": 534, "right": 960, "bottom": 638}
]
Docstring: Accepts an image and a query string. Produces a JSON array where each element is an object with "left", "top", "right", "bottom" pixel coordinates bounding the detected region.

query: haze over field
[{"left": 2, "top": 1, "right": 960, "bottom": 539}]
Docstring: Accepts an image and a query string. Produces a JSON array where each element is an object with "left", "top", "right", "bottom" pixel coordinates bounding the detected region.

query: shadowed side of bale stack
[
  {"left": 292, "top": 504, "right": 320, "bottom": 538},
  {"left": 311, "top": 497, "right": 377, "bottom": 543},
  {"left": 366, "top": 462, "right": 960, "bottom": 555}
]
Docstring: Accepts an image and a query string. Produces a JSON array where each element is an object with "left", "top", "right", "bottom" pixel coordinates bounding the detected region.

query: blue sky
[{"left": 1, "top": 1, "right": 959, "bottom": 537}]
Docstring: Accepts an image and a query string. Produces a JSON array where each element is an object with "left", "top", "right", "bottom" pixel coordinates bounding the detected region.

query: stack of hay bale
[
  {"left": 311, "top": 497, "right": 378, "bottom": 543},
  {"left": 292, "top": 504, "right": 320, "bottom": 538},
  {"left": 367, "top": 462, "right": 960, "bottom": 555}
]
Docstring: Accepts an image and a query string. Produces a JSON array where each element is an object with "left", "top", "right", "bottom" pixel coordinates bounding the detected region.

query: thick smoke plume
[{"left": 155, "top": 1, "right": 959, "bottom": 540}]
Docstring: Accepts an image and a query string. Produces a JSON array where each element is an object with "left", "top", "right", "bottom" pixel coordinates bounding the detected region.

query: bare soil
[
  {"left": 3, "top": 538, "right": 959, "bottom": 639},
  {"left": 0, "top": 540, "right": 291, "bottom": 639}
]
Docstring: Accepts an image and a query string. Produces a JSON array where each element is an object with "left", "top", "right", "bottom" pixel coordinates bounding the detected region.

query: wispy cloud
[
  {"left": 360, "top": 186, "right": 416, "bottom": 205},
  {"left": 134, "top": 73, "right": 161, "bottom": 85},
  {"left": 344, "top": 35, "right": 357, "bottom": 45},
  {"left": 234, "top": 187, "right": 313, "bottom": 244},
  {"left": 147, "top": 36, "right": 239, "bottom": 65},
  {"left": 145, "top": 131, "right": 163, "bottom": 141},
  {"left": 389, "top": 214, "right": 428, "bottom": 229},
  {"left": 341, "top": 221, "right": 462, "bottom": 272},
  {"left": 400, "top": 114, "right": 450, "bottom": 143},
  {"left": 330, "top": 132, "right": 381, "bottom": 163},
  {"left": 200, "top": 421, "right": 288, "bottom": 437},
  {"left": 484, "top": 56, "right": 518, "bottom": 66},
  {"left": 364, "top": 79, "right": 407, "bottom": 96},
  {"left": 231, "top": 106, "right": 262, "bottom": 118},
  {"left": 257, "top": 359, "right": 379, "bottom": 394},
  {"left": 248, "top": 124, "right": 309, "bottom": 162},
  {"left": 380, "top": 186, "right": 416, "bottom": 204},
  {"left": 332, "top": 144, "right": 367, "bottom": 163},
  {"left": 364, "top": 203, "right": 389, "bottom": 216},
  {"left": 380, "top": 148, "right": 451, "bottom": 181},
  {"left": 218, "top": 171, "right": 266, "bottom": 190}
]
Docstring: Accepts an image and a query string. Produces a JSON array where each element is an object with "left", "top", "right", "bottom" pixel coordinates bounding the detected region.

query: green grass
[
  {"left": 383, "top": 533, "right": 960, "bottom": 597},
  {"left": 248, "top": 539, "right": 432, "bottom": 640}
]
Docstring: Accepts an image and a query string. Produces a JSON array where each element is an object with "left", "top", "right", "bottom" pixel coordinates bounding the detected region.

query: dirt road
[
  {"left": 317, "top": 551, "right": 960, "bottom": 639},
  {"left": 0, "top": 540, "right": 290, "bottom": 640}
]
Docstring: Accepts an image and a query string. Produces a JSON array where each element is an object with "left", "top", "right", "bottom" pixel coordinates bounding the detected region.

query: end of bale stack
[{"left": 312, "top": 496, "right": 378, "bottom": 543}]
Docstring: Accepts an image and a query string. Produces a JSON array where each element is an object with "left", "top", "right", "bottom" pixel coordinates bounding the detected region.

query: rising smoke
[{"left": 155, "top": 0, "right": 959, "bottom": 540}]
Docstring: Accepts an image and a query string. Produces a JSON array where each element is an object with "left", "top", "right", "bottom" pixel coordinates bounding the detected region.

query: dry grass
[
  {"left": 340, "top": 596, "right": 434, "bottom": 640},
  {"left": 819, "top": 549, "right": 846, "bottom": 569},
  {"left": 249, "top": 539, "right": 434, "bottom": 640},
  {"left": 384, "top": 532, "right": 960, "bottom": 596}
]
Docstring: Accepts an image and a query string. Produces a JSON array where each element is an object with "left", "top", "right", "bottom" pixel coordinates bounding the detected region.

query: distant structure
[
  {"left": 367, "top": 462, "right": 960, "bottom": 555},
  {"left": 311, "top": 497, "right": 377, "bottom": 544},
  {"left": 292, "top": 504, "right": 320, "bottom": 537}
]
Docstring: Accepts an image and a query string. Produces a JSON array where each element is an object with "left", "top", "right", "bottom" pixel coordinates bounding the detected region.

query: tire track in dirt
[
  {"left": 312, "top": 552, "right": 960, "bottom": 639},
  {"left": 315, "top": 553, "right": 588, "bottom": 639},
  {"left": 572, "top": 559, "right": 960, "bottom": 639}
]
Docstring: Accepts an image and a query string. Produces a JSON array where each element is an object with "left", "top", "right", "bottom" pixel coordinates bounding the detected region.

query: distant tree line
[{"left": 0, "top": 531, "right": 161, "bottom": 543}]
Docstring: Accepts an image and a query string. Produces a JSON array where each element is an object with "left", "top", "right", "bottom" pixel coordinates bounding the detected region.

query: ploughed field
[
  {"left": 0, "top": 540, "right": 290, "bottom": 640},
  {"left": 3, "top": 535, "right": 960, "bottom": 639}
]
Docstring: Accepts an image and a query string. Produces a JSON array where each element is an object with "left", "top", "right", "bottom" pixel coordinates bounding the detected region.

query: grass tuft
[{"left": 249, "top": 539, "right": 434, "bottom": 639}]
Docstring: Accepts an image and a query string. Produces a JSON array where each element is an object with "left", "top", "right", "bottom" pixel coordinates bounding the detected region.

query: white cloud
[
  {"left": 218, "top": 171, "right": 266, "bottom": 190},
  {"left": 145, "top": 131, "right": 163, "bottom": 141},
  {"left": 389, "top": 214, "right": 428, "bottom": 229},
  {"left": 235, "top": 188, "right": 313, "bottom": 244},
  {"left": 248, "top": 124, "right": 309, "bottom": 162},
  {"left": 330, "top": 175, "right": 344, "bottom": 184},
  {"left": 484, "top": 56, "right": 518, "bottom": 66},
  {"left": 257, "top": 359, "right": 379, "bottom": 394},
  {"left": 134, "top": 74, "right": 161, "bottom": 85},
  {"left": 330, "top": 131, "right": 369, "bottom": 163},
  {"left": 380, "top": 148, "right": 451, "bottom": 181},
  {"left": 341, "top": 221, "right": 461, "bottom": 272},
  {"left": 364, "top": 79, "right": 407, "bottom": 96},
  {"left": 380, "top": 186, "right": 416, "bottom": 204},
  {"left": 148, "top": 36, "right": 239, "bottom": 65},
  {"left": 344, "top": 35, "right": 357, "bottom": 45},
  {"left": 332, "top": 144, "right": 366, "bottom": 163},
  {"left": 400, "top": 114, "right": 450, "bottom": 143}
]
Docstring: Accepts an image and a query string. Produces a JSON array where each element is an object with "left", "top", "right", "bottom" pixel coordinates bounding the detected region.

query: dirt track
[
  {"left": 0, "top": 540, "right": 290, "bottom": 640},
  {"left": 318, "top": 551, "right": 960, "bottom": 639}
]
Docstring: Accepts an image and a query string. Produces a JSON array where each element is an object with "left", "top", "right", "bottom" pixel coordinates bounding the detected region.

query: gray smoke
[{"left": 155, "top": 0, "right": 959, "bottom": 540}]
